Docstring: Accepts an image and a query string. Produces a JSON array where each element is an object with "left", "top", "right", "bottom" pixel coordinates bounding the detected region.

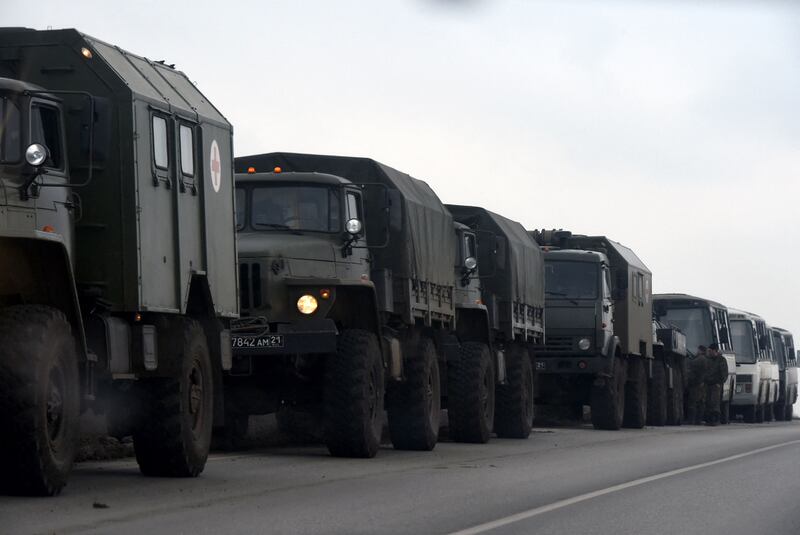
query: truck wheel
[
  {"left": 133, "top": 319, "right": 213, "bottom": 477},
  {"left": 667, "top": 367, "right": 684, "bottom": 426},
  {"left": 765, "top": 403, "right": 774, "bottom": 422},
  {"left": 743, "top": 404, "right": 756, "bottom": 423},
  {"left": 388, "top": 336, "right": 441, "bottom": 451},
  {"left": 623, "top": 358, "right": 648, "bottom": 429},
  {"left": 448, "top": 342, "right": 494, "bottom": 444},
  {"left": 787, "top": 404, "right": 794, "bottom": 420},
  {"left": 323, "top": 329, "right": 384, "bottom": 458},
  {"left": 494, "top": 346, "right": 534, "bottom": 439},
  {"left": 591, "top": 356, "right": 626, "bottom": 430},
  {"left": 647, "top": 361, "right": 668, "bottom": 426},
  {"left": 0, "top": 306, "right": 80, "bottom": 496}
]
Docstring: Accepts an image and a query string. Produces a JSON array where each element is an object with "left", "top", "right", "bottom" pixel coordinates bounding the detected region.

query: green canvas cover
[
  {"left": 236, "top": 152, "right": 457, "bottom": 287},
  {"left": 447, "top": 205, "right": 544, "bottom": 310}
]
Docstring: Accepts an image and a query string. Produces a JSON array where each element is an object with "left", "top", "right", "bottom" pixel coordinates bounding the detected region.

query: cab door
[{"left": 600, "top": 265, "right": 614, "bottom": 352}]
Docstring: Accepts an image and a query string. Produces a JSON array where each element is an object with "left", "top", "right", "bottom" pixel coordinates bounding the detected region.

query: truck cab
[
  {"left": 653, "top": 294, "right": 737, "bottom": 423},
  {"left": 728, "top": 309, "right": 776, "bottom": 422}
]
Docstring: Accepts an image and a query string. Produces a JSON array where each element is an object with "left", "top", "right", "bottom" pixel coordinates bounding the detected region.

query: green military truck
[
  {"left": 231, "top": 152, "right": 491, "bottom": 453},
  {"left": 0, "top": 28, "right": 237, "bottom": 495},
  {"left": 531, "top": 230, "right": 654, "bottom": 430},
  {"left": 651, "top": 319, "right": 688, "bottom": 426},
  {"left": 447, "top": 205, "right": 545, "bottom": 438}
]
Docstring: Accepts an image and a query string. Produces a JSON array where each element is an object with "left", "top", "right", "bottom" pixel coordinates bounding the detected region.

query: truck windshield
[
  {"left": 730, "top": 320, "right": 756, "bottom": 363},
  {"left": 658, "top": 306, "right": 713, "bottom": 355},
  {"left": 251, "top": 185, "right": 341, "bottom": 232},
  {"left": 0, "top": 97, "right": 22, "bottom": 164},
  {"left": 544, "top": 261, "right": 598, "bottom": 300}
]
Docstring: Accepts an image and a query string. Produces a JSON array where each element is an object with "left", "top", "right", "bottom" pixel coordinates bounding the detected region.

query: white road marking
[{"left": 448, "top": 438, "right": 800, "bottom": 535}]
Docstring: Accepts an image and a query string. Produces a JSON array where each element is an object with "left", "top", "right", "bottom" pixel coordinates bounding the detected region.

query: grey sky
[{"left": 6, "top": 0, "right": 800, "bottom": 341}]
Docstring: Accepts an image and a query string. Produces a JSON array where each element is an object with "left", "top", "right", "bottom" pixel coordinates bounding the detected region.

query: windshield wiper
[{"left": 254, "top": 223, "right": 292, "bottom": 230}]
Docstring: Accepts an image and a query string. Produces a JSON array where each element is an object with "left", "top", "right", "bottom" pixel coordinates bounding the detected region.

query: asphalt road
[{"left": 3, "top": 421, "right": 799, "bottom": 535}]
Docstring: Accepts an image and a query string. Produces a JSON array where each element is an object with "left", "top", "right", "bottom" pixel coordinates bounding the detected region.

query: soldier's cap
[
  {"left": 697, "top": 345, "right": 707, "bottom": 352},
  {"left": 708, "top": 342, "right": 719, "bottom": 350}
]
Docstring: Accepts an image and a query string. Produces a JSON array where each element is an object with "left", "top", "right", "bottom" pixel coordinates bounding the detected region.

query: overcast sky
[{"left": 6, "top": 0, "right": 800, "bottom": 342}]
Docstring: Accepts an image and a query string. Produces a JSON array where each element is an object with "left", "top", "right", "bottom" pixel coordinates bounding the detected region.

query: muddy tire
[
  {"left": 388, "top": 336, "right": 441, "bottom": 451},
  {"left": 494, "top": 346, "right": 534, "bottom": 439},
  {"left": 755, "top": 403, "right": 765, "bottom": 423},
  {"left": 133, "top": 319, "right": 213, "bottom": 477},
  {"left": 787, "top": 403, "right": 794, "bottom": 420},
  {"left": 448, "top": 342, "right": 494, "bottom": 444},
  {"left": 591, "top": 356, "right": 626, "bottom": 430},
  {"left": 647, "top": 361, "right": 668, "bottom": 426},
  {"left": 323, "top": 329, "right": 384, "bottom": 458},
  {"left": 0, "top": 306, "right": 80, "bottom": 496},
  {"left": 623, "top": 358, "right": 648, "bottom": 429},
  {"left": 774, "top": 403, "right": 786, "bottom": 421},
  {"left": 667, "top": 367, "right": 684, "bottom": 426}
]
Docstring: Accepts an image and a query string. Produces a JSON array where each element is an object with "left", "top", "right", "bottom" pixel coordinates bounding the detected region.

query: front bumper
[
  {"left": 535, "top": 354, "right": 607, "bottom": 375},
  {"left": 231, "top": 318, "right": 338, "bottom": 356}
]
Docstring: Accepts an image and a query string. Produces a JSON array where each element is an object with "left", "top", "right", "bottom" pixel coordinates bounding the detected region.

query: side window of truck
[
  {"left": 152, "top": 115, "right": 169, "bottom": 170},
  {"left": 179, "top": 123, "right": 195, "bottom": 177},
  {"left": 235, "top": 187, "right": 246, "bottom": 230}
]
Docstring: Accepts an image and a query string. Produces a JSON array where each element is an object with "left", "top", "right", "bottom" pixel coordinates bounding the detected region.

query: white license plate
[
  {"left": 231, "top": 335, "right": 284, "bottom": 349},
  {"left": 535, "top": 361, "right": 547, "bottom": 370}
]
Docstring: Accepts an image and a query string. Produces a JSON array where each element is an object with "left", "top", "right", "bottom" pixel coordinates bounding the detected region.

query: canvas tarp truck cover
[
  {"left": 235, "top": 153, "right": 456, "bottom": 287},
  {"left": 447, "top": 205, "right": 544, "bottom": 310}
]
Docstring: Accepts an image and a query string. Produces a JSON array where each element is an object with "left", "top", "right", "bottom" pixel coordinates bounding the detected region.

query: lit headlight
[
  {"left": 578, "top": 338, "right": 591, "bottom": 351},
  {"left": 297, "top": 294, "right": 318, "bottom": 315}
]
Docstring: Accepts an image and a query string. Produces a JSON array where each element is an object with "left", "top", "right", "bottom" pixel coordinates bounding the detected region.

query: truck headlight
[
  {"left": 578, "top": 338, "right": 591, "bottom": 351},
  {"left": 297, "top": 294, "right": 318, "bottom": 315}
]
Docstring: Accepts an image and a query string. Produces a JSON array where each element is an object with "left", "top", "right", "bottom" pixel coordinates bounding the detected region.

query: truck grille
[
  {"left": 737, "top": 374, "right": 752, "bottom": 383},
  {"left": 544, "top": 336, "right": 573, "bottom": 350},
  {"left": 239, "top": 262, "right": 262, "bottom": 311}
]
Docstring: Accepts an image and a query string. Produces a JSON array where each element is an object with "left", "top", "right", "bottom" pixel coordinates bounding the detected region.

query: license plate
[
  {"left": 231, "top": 335, "right": 284, "bottom": 349},
  {"left": 535, "top": 361, "right": 547, "bottom": 370}
]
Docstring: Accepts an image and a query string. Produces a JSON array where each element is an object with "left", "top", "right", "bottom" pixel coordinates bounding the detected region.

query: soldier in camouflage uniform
[
  {"left": 686, "top": 345, "right": 708, "bottom": 425},
  {"left": 704, "top": 342, "right": 729, "bottom": 426}
]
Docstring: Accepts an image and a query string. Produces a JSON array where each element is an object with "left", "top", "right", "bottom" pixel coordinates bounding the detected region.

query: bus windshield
[
  {"left": 730, "top": 320, "right": 756, "bottom": 364},
  {"left": 659, "top": 306, "right": 713, "bottom": 355}
]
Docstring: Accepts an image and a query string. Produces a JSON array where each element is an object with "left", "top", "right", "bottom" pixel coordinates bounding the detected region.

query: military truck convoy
[{"left": 1, "top": 27, "right": 796, "bottom": 497}]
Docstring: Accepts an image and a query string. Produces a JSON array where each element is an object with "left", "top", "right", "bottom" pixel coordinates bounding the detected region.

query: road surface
[{"left": 3, "top": 421, "right": 799, "bottom": 534}]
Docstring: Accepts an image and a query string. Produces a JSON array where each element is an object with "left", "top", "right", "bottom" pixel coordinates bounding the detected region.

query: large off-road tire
[
  {"left": 765, "top": 403, "right": 774, "bottom": 422},
  {"left": 494, "top": 346, "right": 534, "bottom": 439},
  {"left": 591, "top": 356, "right": 626, "bottom": 430},
  {"left": 387, "top": 336, "right": 441, "bottom": 451},
  {"left": 133, "top": 319, "right": 213, "bottom": 477},
  {"left": 787, "top": 403, "right": 794, "bottom": 420},
  {"left": 323, "top": 329, "right": 384, "bottom": 458},
  {"left": 0, "top": 306, "right": 80, "bottom": 496},
  {"left": 623, "top": 358, "right": 648, "bottom": 429},
  {"left": 667, "top": 367, "right": 684, "bottom": 426},
  {"left": 647, "top": 361, "right": 668, "bottom": 426},
  {"left": 448, "top": 342, "right": 494, "bottom": 444}
]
